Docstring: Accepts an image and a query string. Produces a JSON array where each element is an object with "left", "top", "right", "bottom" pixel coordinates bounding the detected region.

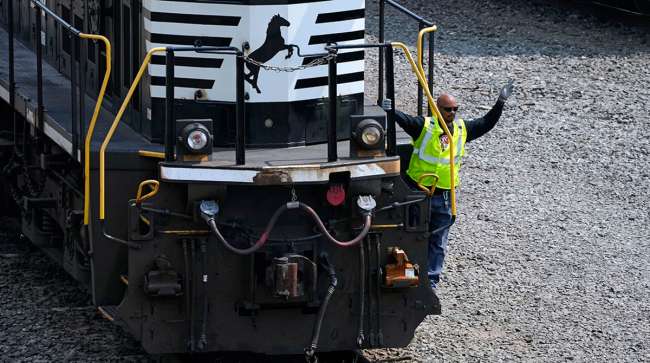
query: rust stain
[
  {"left": 377, "top": 159, "right": 401, "bottom": 175},
  {"left": 253, "top": 170, "right": 293, "bottom": 185},
  {"left": 182, "top": 154, "right": 209, "bottom": 162}
]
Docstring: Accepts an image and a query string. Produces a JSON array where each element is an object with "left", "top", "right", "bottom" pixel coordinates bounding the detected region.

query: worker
[{"left": 395, "top": 80, "right": 514, "bottom": 292}]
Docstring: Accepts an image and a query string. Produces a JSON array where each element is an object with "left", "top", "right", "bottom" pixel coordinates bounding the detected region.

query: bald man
[{"left": 394, "top": 81, "right": 514, "bottom": 294}]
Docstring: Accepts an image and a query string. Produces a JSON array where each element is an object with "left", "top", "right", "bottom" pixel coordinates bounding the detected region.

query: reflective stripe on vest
[
  {"left": 406, "top": 116, "right": 466, "bottom": 189},
  {"left": 411, "top": 124, "right": 464, "bottom": 165}
]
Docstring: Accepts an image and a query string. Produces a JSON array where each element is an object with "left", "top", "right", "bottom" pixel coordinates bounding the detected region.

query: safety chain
[{"left": 242, "top": 52, "right": 336, "bottom": 73}]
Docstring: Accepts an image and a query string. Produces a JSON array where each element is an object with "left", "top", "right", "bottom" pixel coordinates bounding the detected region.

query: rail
[
  {"left": 379, "top": 0, "right": 436, "bottom": 116},
  {"left": 7, "top": 1, "right": 114, "bottom": 226}
]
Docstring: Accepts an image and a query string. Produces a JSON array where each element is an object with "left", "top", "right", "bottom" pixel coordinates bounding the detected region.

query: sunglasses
[{"left": 442, "top": 106, "right": 459, "bottom": 112}]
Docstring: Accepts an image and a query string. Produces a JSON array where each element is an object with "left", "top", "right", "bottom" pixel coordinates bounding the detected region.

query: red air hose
[
  {"left": 298, "top": 203, "right": 372, "bottom": 247},
  {"left": 204, "top": 202, "right": 372, "bottom": 255}
]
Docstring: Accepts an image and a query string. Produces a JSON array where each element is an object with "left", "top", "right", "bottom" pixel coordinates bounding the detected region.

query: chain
[
  {"left": 242, "top": 52, "right": 336, "bottom": 73},
  {"left": 291, "top": 188, "right": 298, "bottom": 202}
]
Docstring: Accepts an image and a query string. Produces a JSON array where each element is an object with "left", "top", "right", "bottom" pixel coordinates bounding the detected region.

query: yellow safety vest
[{"left": 406, "top": 116, "right": 466, "bottom": 189}]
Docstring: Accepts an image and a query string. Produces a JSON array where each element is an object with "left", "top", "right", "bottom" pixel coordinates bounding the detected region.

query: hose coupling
[
  {"left": 356, "top": 195, "right": 376, "bottom": 216},
  {"left": 199, "top": 200, "right": 220, "bottom": 221},
  {"left": 304, "top": 347, "right": 317, "bottom": 363}
]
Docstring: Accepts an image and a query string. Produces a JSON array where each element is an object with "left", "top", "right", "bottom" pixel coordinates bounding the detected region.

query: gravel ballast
[
  {"left": 1, "top": 0, "right": 649, "bottom": 361},
  {"left": 364, "top": 0, "right": 649, "bottom": 361}
]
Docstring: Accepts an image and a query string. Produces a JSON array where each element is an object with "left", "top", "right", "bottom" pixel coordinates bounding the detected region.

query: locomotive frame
[{"left": 0, "top": 0, "right": 454, "bottom": 360}]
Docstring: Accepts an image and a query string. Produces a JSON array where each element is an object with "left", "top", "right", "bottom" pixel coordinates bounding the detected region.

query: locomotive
[{"left": 0, "top": 0, "right": 450, "bottom": 360}]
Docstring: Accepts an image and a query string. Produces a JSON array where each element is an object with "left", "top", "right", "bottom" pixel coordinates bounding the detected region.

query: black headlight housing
[
  {"left": 176, "top": 119, "right": 213, "bottom": 161},
  {"left": 349, "top": 109, "right": 386, "bottom": 158}
]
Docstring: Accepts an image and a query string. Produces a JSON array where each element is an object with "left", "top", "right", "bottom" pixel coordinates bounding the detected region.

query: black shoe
[{"left": 430, "top": 288, "right": 442, "bottom": 315}]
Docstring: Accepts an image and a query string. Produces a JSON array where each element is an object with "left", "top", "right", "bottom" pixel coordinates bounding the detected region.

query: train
[{"left": 0, "top": 0, "right": 450, "bottom": 361}]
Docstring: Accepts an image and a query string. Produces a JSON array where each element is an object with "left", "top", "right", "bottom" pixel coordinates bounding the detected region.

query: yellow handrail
[
  {"left": 391, "top": 42, "right": 457, "bottom": 216},
  {"left": 137, "top": 150, "right": 166, "bottom": 159},
  {"left": 80, "top": 33, "right": 111, "bottom": 226},
  {"left": 416, "top": 25, "right": 437, "bottom": 87},
  {"left": 99, "top": 47, "right": 167, "bottom": 220}
]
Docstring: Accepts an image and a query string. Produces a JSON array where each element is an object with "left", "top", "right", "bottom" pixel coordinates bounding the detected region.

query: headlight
[
  {"left": 187, "top": 129, "right": 209, "bottom": 151},
  {"left": 181, "top": 123, "right": 212, "bottom": 154},
  {"left": 361, "top": 125, "right": 382, "bottom": 146},
  {"left": 354, "top": 119, "right": 385, "bottom": 149}
]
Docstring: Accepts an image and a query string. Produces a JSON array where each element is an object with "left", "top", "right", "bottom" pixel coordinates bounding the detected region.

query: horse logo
[{"left": 244, "top": 14, "right": 296, "bottom": 94}]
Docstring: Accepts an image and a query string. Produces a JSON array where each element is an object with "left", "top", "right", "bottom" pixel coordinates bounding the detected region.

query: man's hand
[{"left": 498, "top": 79, "right": 514, "bottom": 103}]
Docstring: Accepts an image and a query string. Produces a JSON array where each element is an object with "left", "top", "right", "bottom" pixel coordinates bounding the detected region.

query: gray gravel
[
  {"left": 365, "top": 0, "right": 650, "bottom": 361},
  {"left": 0, "top": 218, "right": 149, "bottom": 362},
  {"left": 2, "top": 0, "right": 650, "bottom": 361}
]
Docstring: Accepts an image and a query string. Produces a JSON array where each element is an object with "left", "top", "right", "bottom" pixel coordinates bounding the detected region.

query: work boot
[{"left": 430, "top": 288, "right": 442, "bottom": 315}]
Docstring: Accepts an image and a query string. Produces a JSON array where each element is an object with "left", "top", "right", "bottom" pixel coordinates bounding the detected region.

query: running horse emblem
[{"left": 244, "top": 14, "right": 296, "bottom": 94}]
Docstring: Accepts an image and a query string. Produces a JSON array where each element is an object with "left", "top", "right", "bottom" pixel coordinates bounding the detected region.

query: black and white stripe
[{"left": 144, "top": 0, "right": 365, "bottom": 102}]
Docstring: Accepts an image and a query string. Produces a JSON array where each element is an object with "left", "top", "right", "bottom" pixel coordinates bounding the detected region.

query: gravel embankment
[
  {"left": 1, "top": 0, "right": 649, "bottom": 361},
  {"left": 364, "top": 0, "right": 650, "bottom": 361},
  {"left": 0, "top": 218, "right": 148, "bottom": 361}
]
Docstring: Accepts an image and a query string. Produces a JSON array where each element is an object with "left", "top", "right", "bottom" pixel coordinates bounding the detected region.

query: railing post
[
  {"left": 165, "top": 48, "right": 175, "bottom": 161},
  {"left": 235, "top": 53, "right": 246, "bottom": 165},
  {"left": 417, "top": 22, "right": 424, "bottom": 117},
  {"left": 35, "top": 4, "right": 44, "bottom": 130},
  {"left": 70, "top": 26, "right": 78, "bottom": 156},
  {"left": 378, "top": 0, "right": 385, "bottom": 104},
  {"left": 428, "top": 31, "right": 435, "bottom": 116},
  {"left": 8, "top": 0, "right": 16, "bottom": 147},
  {"left": 79, "top": 1, "right": 87, "bottom": 161},
  {"left": 327, "top": 51, "right": 338, "bottom": 163},
  {"left": 384, "top": 45, "right": 396, "bottom": 157}
]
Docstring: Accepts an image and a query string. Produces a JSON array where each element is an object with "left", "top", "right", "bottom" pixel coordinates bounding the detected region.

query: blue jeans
[{"left": 428, "top": 190, "right": 454, "bottom": 289}]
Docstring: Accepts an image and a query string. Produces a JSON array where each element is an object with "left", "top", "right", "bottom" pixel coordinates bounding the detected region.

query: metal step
[{"left": 97, "top": 305, "right": 119, "bottom": 322}]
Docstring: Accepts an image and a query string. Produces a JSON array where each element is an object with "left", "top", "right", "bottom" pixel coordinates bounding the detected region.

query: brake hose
[
  {"left": 200, "top": 197, "right": 375, "bottom": 255},
  {"left": 305, "top": 256, "right": 338, "bottom": 361}
]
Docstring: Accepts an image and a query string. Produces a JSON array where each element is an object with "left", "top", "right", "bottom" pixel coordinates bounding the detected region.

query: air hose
[
  {"left": 200, "top": 196, "right": 375, "bottom": 255},
  {"left": 198, "top": 238, "right": 208, "bottom": 351},
  {"left": 305, "top": 255, "right": 338, "bottom": 361},
  {"left": 357, "top": 239, "right": 366, "bottom": 348}
]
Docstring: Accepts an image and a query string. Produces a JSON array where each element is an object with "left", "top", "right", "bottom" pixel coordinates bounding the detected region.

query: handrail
[
  {"left": 379, "top": 0, "right": 436, "bottom": 116},
  {"left": 99, "top": 47, "right": 166, "bottom": 220},
  {"left": 417, "top": 26, "right": 437, "bottom": 85},
  {"left": 30, "top": 0, "right": 81, "bottom": 36},
  {"left": 26, "top": 1, "right": 112, "bottom": 226},
  {"left": 99, "top": 46, "right": 242, "bottom": 221},
  {"left": 82, "top": 34, "right": 111, "bottom": 225},
  {"left": 384, "top": 0, "right": 434, "bottom": 26},
  {"left": 137, "top": 150, "right": 166, "bottom": 159},
  {"left": 391, "top": 42, "right": 457, "bottom": 216}
]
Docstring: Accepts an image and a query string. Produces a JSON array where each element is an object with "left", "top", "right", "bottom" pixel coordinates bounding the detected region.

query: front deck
[{"left": 0, "top": 25, "right": 412, "bottom": 177}]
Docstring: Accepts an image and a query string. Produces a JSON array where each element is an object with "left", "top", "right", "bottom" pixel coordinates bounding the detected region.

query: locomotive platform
[
  {"left": 0, "top": 26, "right": 412, "bottom": 175},
  {"left": 0, "top": 26, "right": 158, "bottom": 163}
]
